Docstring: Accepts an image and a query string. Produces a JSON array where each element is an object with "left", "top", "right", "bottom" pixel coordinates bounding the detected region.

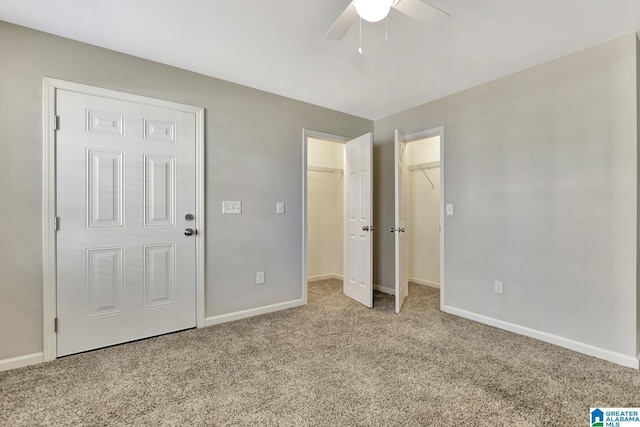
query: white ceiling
[{"left": 2, "top": 0, "right": 640, "bottom": 119}]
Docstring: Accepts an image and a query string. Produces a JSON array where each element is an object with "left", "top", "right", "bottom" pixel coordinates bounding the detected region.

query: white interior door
[
  {"left": 56, "top": 89, "right": 197, "bottom": 356},
  {"left": 343, "top": 133, "right": 373, "bottom": 308},
  {"left": 395, "top": 129, "right": 409, "bottom": 313}
]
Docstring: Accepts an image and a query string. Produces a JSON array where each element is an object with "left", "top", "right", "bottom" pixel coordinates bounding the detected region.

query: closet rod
[
  {"left": 408, "top": 161, "right": 438, "bottom": 189},
  {"left": 407, "top": 161, "right": 440, "bottom": 171},
  {"left": 307, "top": 166, "right": 344, "bottom": 175}
]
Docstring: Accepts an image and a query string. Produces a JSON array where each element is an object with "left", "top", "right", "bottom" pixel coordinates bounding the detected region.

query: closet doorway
[
  {"left": 302, "top": 130, "right": 374, "bottom": 308},
  {"left": 394, "top": 128, "right": 443, "bottom": 313},
  {"left": 307, "top": 136, "right": 345, "bottom": 284}
]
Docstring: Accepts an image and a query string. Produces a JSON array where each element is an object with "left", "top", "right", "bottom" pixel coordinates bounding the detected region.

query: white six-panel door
[
  {"left": 55, "top": 89, "right": 198, "bottom": 356},
  {"left": 395, "top": 129, "right": 409, "bottom": 313},
  {"left": 343, "top": 133, "right": 373, "bottom": 308}
]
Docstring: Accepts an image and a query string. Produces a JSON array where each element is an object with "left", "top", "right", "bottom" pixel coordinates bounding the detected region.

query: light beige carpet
[{"left": 1, "top": 280, "right": 639, "bottom": 426}]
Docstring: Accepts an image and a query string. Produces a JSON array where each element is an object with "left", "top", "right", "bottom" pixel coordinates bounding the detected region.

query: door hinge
[
  {"left": 54, "top": 216, "right": 60, "bottom": 232},
  {"left": 54, "top": 318, "right": 58, "bottom": 333},
  {"left": 54, "top": 115, "right": 60, "bottom": 131}
]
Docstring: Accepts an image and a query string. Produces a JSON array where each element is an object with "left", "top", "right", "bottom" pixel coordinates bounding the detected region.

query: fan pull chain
[{"left": 358, "top": 17, "right": 363, "bottom": 54}]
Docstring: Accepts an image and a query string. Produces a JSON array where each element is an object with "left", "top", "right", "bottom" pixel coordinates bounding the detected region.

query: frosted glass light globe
[{"left": 354, "top": 0, "right": 391, "bottom": 23}]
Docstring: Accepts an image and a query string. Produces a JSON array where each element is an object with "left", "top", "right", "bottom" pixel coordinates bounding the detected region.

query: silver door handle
[
  {"left": 184, "top": 228, "right": 196, "bottom": 236},
  {"left": 390, "top": 227, "right": 396, "bottom": 233},
  {"left": 370, "top": 226, "right": 376, "bottom": 231},
  {"left": 362, "top": 226, "right": 369, "bottom": 231},
  {"left": 399, "top": 228, "right": 404, "bottom": 233}
]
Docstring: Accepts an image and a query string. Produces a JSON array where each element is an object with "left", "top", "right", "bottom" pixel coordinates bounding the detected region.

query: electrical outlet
[
  {"left": 256, "top": 271, "right": 265, "bottom": 285},
  {"left": 494, "top": 280, "right": 503, "bottom": 295},
  {"left": 276, "top": 202, "right": 285, "bottom": 214},
  {"left": 222, "top": 201, "right": 242, "bottom": 214}
]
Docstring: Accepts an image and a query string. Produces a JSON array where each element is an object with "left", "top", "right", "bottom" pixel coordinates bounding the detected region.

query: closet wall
[
  {"left": 307, "top": 138, "right": 344, "bottom": 280},
  {"left": 407, "top": 136, "right": 441, "bottom": 287}
]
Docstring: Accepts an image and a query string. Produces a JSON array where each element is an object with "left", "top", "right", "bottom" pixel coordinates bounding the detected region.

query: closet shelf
[{"left": 308, "top": 166, "right": 344, "bottom": 174}]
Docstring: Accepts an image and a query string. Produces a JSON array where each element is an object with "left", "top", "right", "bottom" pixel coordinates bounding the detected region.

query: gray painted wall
[
  {"left": 0, "top": 20, "right": 372, "bottom": 360},
  {"left": 375, "top": 34, "right": 638, "bottom": 358}
]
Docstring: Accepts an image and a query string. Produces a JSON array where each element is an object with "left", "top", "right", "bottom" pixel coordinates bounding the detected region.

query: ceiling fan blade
[
  {"left": 393, "top": 0, "right": 450, "bottom": 27},
  {"left": 325, "top": 3, "right": 358, "bottom": 40}
]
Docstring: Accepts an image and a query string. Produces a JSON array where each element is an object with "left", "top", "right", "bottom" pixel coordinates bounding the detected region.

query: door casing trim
[{"left": 42, "top": 78, "right": 206, "bottom": 361}]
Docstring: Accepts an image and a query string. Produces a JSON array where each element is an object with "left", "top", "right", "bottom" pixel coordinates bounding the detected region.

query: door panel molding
[
  {"left": 343, "top": 132, "right": 373, "bottom": 308},
  {"left": 394, "top": 129, "right": 408, "bottom": 313},
  {"left": 42, "top": 78, "right": 205, "bottom": 362}
]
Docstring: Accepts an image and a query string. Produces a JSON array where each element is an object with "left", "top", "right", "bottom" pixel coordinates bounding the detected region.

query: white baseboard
[
  {"left": 205, "top": 298, "right": 305, "bottom": 326},
  {"left": 307, "top": 274, "right": 343, "bottom": 282},
  {"left": 409, "top": 278, "right": 440, "bottom": 289},
  {"left": 442, "top": 305, "right": 639, "bottom": 369},
  {"left": 374, "top": 284, "right": 395, "bottom": 295},
  {"left": 0, "top": 352, "right": 44, "bottom": 372}
]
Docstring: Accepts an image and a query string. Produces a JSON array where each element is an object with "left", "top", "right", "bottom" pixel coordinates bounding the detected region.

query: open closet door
[
  {"left": 343, "top": 132, "right": 374, "bottom": 308},
  {"left": 395, "top": 129, "right": 409, "bottom": 313}
]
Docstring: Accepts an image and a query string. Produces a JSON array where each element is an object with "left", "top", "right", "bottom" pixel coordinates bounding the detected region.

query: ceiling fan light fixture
[{"left": 353, "top": 0, "right": 392, "bottom": 23}]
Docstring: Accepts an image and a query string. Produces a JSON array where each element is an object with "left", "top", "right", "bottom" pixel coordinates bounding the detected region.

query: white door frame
[
  {"left": 42, "top": 78, "right": 206, "bottom": 361},
  {"left": 401, "top": 126, "right": 445, "bottom": 309},
  {"left": 301, "top": 129, "right": 349, "bottom": 304}
]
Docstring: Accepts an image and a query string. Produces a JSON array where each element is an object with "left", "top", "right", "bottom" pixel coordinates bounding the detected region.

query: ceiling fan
[{"left": 325, "top": 0, "right": 450, "bottom": 41}]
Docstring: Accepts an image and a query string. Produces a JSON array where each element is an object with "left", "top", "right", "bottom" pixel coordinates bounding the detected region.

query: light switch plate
[
  {"left": 222, "top": 201, "right": 242, "bottom": 214},
  {"left": 446, "top": 204, "right": 454, "bottom": 216},
  {"left": 256, "top": 271, "right": 265, "bottom": 284},
  {"left": 494, "top": 280, "right": 503, "bottom": 295},
  {"left": 276, "top": 202, "right": 285, "bottom": 214}
]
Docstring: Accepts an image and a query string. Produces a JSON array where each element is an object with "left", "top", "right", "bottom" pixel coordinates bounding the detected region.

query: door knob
[
  {"left": 184, "top": 228, "right": 196, "bottom": 236},
  {"left": 399, "top": 228, "right": 405, "bottom": 233},
  {"left": 362, "top": 226, "right": 369, "bottom": 231},
  {"left": 370, "top": 226, "right": 376, "bottom": 231},
  {"left": 390, "top": 227, "right": 395, "bottom": 233}
]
